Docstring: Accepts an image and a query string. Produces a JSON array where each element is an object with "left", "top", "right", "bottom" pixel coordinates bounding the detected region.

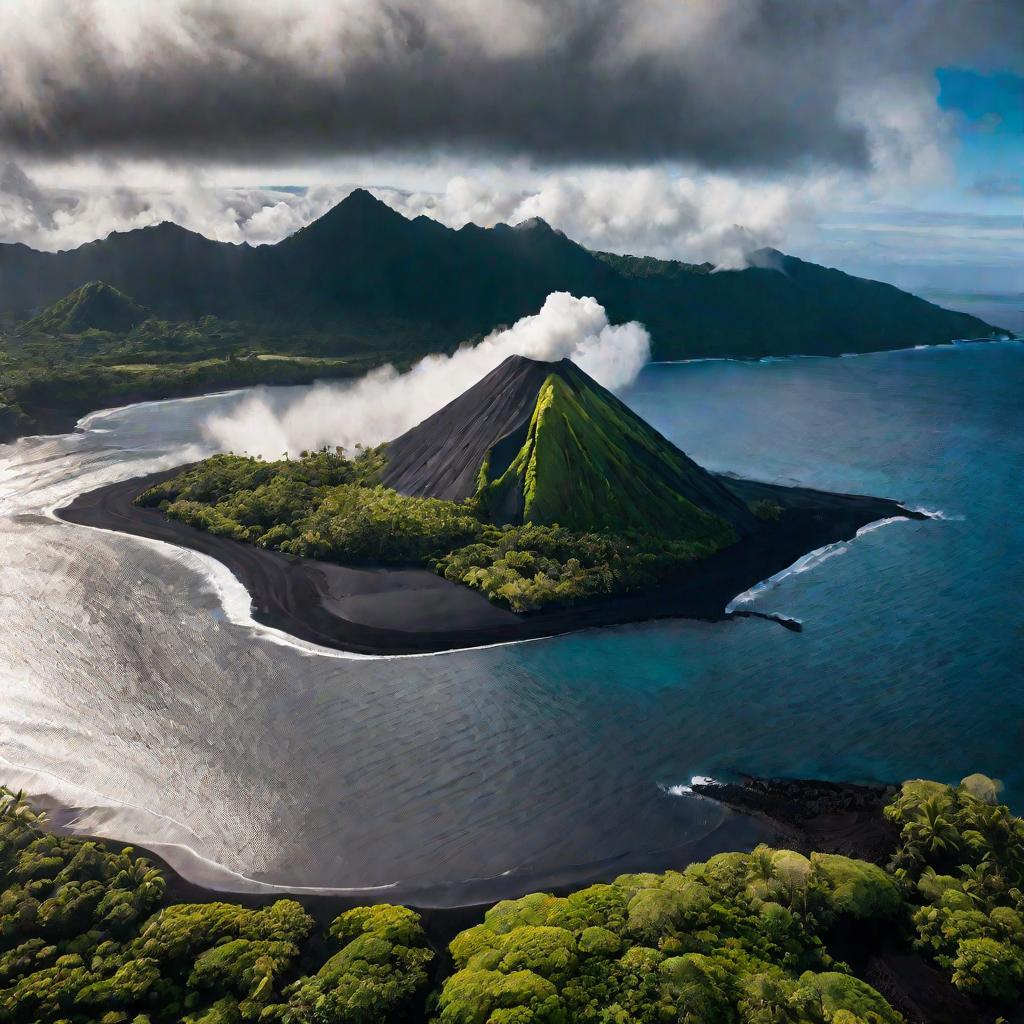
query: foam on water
[
  {"left": 660, "top": 776, "right": 722, "bottom": 796},
  {"left": 724, "top": 514, "right": 917, "bottom": 614}
]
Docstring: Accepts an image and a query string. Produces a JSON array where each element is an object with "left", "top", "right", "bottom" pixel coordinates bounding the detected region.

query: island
[{"left": 57, "top": 354, "right": 927, "bottom": 655}]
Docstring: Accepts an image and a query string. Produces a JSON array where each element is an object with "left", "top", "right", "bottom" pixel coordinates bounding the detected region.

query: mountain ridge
[{"left": 0, "top": 188, "right": 998, "bottom": 359}]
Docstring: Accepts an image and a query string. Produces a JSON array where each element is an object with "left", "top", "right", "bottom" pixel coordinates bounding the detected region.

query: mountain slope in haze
[
  {"left": 382, "top": 354, "right": 754, "bottom": 542},
  {"left": 0, "top": 190, "right": 998, "bottom": 360},
  {"left": 21, "top": 281, "right": 149, "bottom": 335}
]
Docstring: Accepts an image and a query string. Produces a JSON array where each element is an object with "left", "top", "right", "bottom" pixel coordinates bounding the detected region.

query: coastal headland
[{"left": 57, "top": 466, "right": 927, "bottom": 656}]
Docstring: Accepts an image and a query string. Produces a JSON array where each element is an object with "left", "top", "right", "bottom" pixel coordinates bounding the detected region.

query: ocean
[{"left": 1, "top": 339, "right": 1022, "bottom": 901}]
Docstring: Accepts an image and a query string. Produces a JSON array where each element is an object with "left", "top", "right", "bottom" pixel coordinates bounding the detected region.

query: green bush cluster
[
  {"left": 885, "top": 774, "right": 1024, "bottom": 1003},
  {"left": 435, "top": 524, "right": 709, "bottom": 613},
  {"left": 748, "top": 500, "right": 783, "bottom": 522},
  {"left": 0, "top": 786, "right": 431, "bottom": 1023},
  {"left": 437, "top": 851, "right": 904, "bottom": 1024},
  {"left": 139, "top": 451, "right": 482, "bottom": 566},
  {"left": 10, "top": 775, "right": 1024, "bottom": 1021},
  {"left": 139, "top": 453, "right": 714, "bottom": 612},
  {"left": 284, "top": 906, "right": 434, "bottom": 1024}
]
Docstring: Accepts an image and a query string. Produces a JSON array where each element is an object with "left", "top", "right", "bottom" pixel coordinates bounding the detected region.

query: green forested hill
[
  {"left": 21, "top": 281, "right": 149, "bottom": 335},
  {"left": 0, "top": 191, "right": 1001, "bottom": 444}
]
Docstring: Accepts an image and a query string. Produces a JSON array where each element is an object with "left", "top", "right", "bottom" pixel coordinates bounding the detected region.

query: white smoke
[{"left": 203, "top": 292, "right": 650, "bottom": 460}]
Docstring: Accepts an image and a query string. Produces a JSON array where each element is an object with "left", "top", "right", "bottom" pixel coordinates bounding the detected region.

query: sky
[{"left": 0, "top": 0, "right": 1020, "bottom": 296}]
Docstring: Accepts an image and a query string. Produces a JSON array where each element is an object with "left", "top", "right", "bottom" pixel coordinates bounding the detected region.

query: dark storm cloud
[{"left": 0, "top": 0, "right": 1022, "bottom": 170}]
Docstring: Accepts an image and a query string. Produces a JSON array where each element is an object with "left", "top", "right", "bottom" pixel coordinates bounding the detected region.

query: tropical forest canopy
[
  {"left": 136, "top": 449, "right": 731, "bottom": 613},
  {"left": 1, "top": 774, "right": 1023, "bottom": 1022}
]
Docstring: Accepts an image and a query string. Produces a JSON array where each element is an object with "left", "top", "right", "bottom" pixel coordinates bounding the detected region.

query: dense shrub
[
  {"left": 0, "top": 786, "right": 431, "bottom": 1023},
  {"left": 5, "top": 776, "right": 1024, "bottom": 1020},
  {"left": 436, "top": 852, "right": 908, "bottom": 1024},
  {"left": 435, "top": 523, "right": 709, "bottom": 612},
  {"left": 139, "top": 453, "right": 713, "bottom": 611},
  {"left": 885, "top": 773, "right": 1024, "bottom": 1003},
  {"left": 283, "top": 905, "right": 433, "bottom": 1024},
  {"left": 749, "top": 499, "right": 784, "bottom": 522}
]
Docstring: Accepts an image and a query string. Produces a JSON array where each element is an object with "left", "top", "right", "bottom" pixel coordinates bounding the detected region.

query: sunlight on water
[{"left": 1, "top": 341, "right": 1022, "bottom": 895}]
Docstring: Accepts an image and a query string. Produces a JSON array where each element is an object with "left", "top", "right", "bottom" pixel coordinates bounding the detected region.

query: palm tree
[
  {"left": 0, "top": 787, "right": 45, "bottom": 829},
  {"left": 960, "top": 859, "right": 1007, "bottom": 909},
  {"left": 747, "top": 846, "right": 777, "bottom": 899},
  {"left": 902, "top": 795, "right": 962, "bottom": 866}
]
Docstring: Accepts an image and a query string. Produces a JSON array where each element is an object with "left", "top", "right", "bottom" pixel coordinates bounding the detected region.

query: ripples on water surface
[{"left": 1, "top": 342, "right": 1022, "bottom": 899}]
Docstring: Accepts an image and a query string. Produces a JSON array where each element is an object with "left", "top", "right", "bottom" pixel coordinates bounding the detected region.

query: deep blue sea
[{"left": 1, "top": 340, "right": 1022, "bottom": 899}]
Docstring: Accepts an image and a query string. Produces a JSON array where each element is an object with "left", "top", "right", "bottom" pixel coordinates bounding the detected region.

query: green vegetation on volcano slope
[
  {"left": 138, "top": 449, "right": 731, "bottom": 612},
  {"left": 2, "top": 774, "right": 1023, "bottom": 1022},
  {"left": 475, "top": 368, "right": 739, "bottom": 544}
]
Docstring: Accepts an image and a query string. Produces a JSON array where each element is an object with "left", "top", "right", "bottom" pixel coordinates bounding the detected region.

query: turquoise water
[
  {"left": 1, "top": 340, "right": 1022, "bottom": 896},
  {"left": 611, "top": 341, "right": 1024, "bottom": 790}
]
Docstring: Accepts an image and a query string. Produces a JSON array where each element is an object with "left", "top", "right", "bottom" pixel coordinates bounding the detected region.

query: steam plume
[{"left": 203, "top": 293, "right": 650, "bottom": 460}]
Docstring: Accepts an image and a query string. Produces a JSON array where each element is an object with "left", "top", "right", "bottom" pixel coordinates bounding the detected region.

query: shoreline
[
  {"left": 39, "top": 773, "right": 1000, "bottom": 1022},
  {"left": 4, "top": 336, "right": 1016, "bottom": 449},
  {"left": 36, "top": 775, "right": 896, "bottom": 942},
  {"left": 55, "top": 466, "right": 928, "bottom": 656}
]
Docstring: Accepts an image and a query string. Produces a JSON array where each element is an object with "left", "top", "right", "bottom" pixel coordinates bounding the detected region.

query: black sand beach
[
  {"left": 41, "top": 777, "right": 891, "bottom": 938},
  {"left": 56, "top": 466, "right": 928, "bottom": 655}
]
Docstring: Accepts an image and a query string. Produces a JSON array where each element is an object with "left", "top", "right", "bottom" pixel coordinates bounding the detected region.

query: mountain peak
[
  {"left": 22, "top": 280, "right": 148, "bottom": 335},
  {"left": 322, "top": 188, "right": 405, "bottom": 223},
  {"left": 338, "top": 187, "right": 390, "bottom": 211},
  {"left": 499, "top": 353, "right": 574, "bottom": 372},
  {"left": 282, "top": 188, "right": 407, "bottom": 247},
  {"left": 513, "top": 216, "right": 557, "bottom": 233}
]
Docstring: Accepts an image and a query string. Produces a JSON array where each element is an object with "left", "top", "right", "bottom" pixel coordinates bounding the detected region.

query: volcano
[{"left": 381, "top": 354, "right": 756, "bottom": 542}]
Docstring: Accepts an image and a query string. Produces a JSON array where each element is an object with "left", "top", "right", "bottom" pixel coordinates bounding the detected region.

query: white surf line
[
  {"left": 0, "top": 754, "right": 404, "bottom": 896},
  {"left": 724, "top": 511, "right": 938, "bottom": 617},
  {"left": 908, "top": 505, "right": 965, "bottom": 522},
  {"left": 2, "top": 753, "right": 586, "bottom": 899},
  {"left": 659, "top": 776, "right": 723, "bottom": 796}
]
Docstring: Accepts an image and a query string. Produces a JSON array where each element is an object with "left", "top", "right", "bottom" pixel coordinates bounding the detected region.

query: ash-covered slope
[
  {"left": 381, "top": 355, "right": 556, "bottom": 502},
  {"left": 382, "top": 355, "right": 756, "bottom": 541}
]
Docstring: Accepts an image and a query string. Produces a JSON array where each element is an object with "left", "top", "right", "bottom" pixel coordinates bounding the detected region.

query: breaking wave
[
  {"left": 724, "top": 513, "right": 924, "bottom": 614},
  {"left": 660, "top": 776, "right": 722, "bottom": 796}
]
